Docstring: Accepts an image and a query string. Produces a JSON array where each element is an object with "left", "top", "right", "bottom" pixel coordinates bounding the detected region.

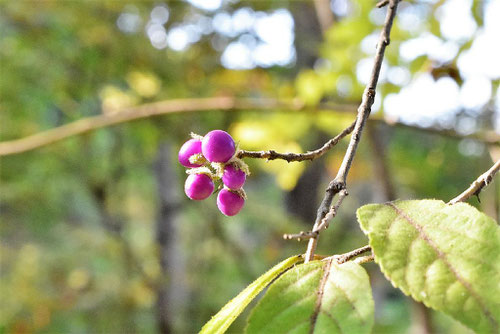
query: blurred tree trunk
[
  {"left": 286, "top": 4, "right": 331, "bottom": 222},
  {"left": 154, "top": 143, "right": 187, "bottom": 334},
  {"left": 368, "top": 123, "right": 433, "bottom": 334},
  {"left": 89, "top": 184, "right": 137, "bottom": 334},
  {"left": 367, "top": 123, "right": 395, "bottom": 202},
  {"left": 291, "top": 2, "right": 324, "bottom": 69},
  {"left": 313, "top": 0, "right": 335, "bottom": 34},
  {"left": 286, "top": 133, "right": 329, "bottom": 222}
]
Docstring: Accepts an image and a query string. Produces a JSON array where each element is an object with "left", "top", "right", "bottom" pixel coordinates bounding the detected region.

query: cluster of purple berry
[{"left": 178, "top": 130, "right": 249, "bottom": 216}]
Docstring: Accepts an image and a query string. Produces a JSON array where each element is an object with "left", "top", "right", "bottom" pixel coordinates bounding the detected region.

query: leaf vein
[
  {"left": 320, "top": 310, "right": 343, "bottom": 334},
  {"left": 285, "top": 318, "right": 309, "bottom": 334},
  {"left": 385, "top": 202, "right": 498, "bottom": 332},
  {"left": 328, "top": 279, "right": 365, "bottom": 324},
  {"left": 432, "top": 224, "right": 496, "bottom": 249},
  {"left": 283, "top": 267, "right": 322, "bottom": 295},
  {"left": 257, "top": 291, "right": 314, "bottom": 333},
  {"left": 403, "top": 236, "right": 420, "bottom": 291},
  {"left": 310, "top": 258, "right": 334, "bottom": 333}
]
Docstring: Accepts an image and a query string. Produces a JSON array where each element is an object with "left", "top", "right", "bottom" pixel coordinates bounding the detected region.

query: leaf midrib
[
  {"left": 385, "top": 202, "right": 498, "bottom": 332},
  {"left": 310, "top": 258, "right": 334, "bottom": 333}
]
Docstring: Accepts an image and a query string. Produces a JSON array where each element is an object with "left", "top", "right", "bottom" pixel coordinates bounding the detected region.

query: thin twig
[
  {"left": 316, "top": 189, "right": 349, "bottom": 231},
  {"left": 335, "top": 245, "right": 372, "bottom": 264},
  {"left": 353, "top": 254, "right": 375, "bottom": 265},
  {"left": 448, "top": 159, "right": 500, "bottom": 205},
  {"left": 376, "top": 0, "right": 389, "bottom": 8},
  {"left": 304, "top": 0, "right": 400, "bottom": 263},
  {"left": 238, "top": 122, "right": 355, "bottom": 162},
  {"left": 283, "top": 230, "right": 315, "bottom": 241},
  {"left": 321, "top": 245, "right": 372, "bottom": 264},
  {"left": 283, "top": 189, "right": 348, "bottom": 240}
]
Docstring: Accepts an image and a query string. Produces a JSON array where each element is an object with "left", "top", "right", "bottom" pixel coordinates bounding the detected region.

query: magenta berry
[
  {"left": 222, "top": 164, "right": 246, "bottom": 190},
  {"left": 202, "top": 130, "right": 236, "bottom": 163},
  {"left": 178, "top": 139, "right": 203, "bottom": 168},
  {"left": 217, "top": 189, "right": 245, "bottom": 216},
  {"left": 184, "top": 174, "right": 214, "bottom": 200},
  {"left": 180, "top": 130, "right": 248, "bottom": 216}
]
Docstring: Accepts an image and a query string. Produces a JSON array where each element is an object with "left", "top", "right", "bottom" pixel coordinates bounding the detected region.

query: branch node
[
  {"left": 326, "top": 180, "right": 345, "bottom": 193},
  {"left": 367, "top": 88, "right": 376, "bottom": 99},
  {"left": 304, "top": 0, "right": 400, "bottom": 263}
]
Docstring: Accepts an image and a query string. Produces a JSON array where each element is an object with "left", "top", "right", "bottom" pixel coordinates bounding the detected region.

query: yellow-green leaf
[
  {"left": 357, "top": 199, "right": 500, "bottom": 333},
  {"left": 245, "top": 260, "right": 374, "bottom": 334},
  {"left": 200, "top": 255, "right": 303, "bottom": 334}
]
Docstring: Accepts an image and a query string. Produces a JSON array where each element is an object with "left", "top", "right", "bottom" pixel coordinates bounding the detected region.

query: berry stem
[{"left": 237, "top": 121, "right": 355, "bottom": 162}]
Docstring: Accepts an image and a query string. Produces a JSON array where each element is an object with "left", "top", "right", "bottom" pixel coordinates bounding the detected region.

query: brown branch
[
  {"left": 304, "top": 0, "right": 401, "bottom": 262},
  {"left": 315, "top": 188, "right": 348, "bottom": 231},
  {"left": 448, "top": 159, "right": 500, "bottom": 205},
  {"left": 377, "top": 119, "right": 500, "bottom": 146},
  {"left": 0, "top": 97, "right": 311, "bottom": 157},
  {"left": 238, "top": 123, "right": 355, "bottom": 162},
  {"left": 304, "top": 245, "right": 373, "bottom": 264},
  {"left": 353, "top": 254, "right": 375, "bottom": 264},
  {"left": 376, "top": 0, "right": 389, "bottom": 8},
  {"left": 1, "top": 96, "right": 498, "bottom": 157},
  {"left": 333, "top": 245, "right": 372, "bottom": 264},
  {"left": 282, "top": 230, "right": 315, "bottom": 241}
]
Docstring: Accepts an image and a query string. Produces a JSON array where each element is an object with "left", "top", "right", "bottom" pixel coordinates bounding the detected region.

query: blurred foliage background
[{"left": 0, "top": 0, "right": 499, "bottom": 333}]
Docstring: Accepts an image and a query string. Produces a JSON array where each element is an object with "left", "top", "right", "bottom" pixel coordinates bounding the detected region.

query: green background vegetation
[{"left": 0, "top": 0, "right": 498, "bottom": 333}]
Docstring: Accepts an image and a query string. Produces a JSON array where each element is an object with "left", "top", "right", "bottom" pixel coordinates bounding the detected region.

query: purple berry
[
  {"left": 202, "top": 130, "right": 236, "bottom": 163},
  {"left": 184, "top": 174, "right": 214, "bottom": 200},
  {"left": 178, "top": 139, "right": 203, "bottom": 168},
  {"left": 222, "top": 164, "right": 246, "bottom": 190},
  {"left": 217, "top": 189, "right": 245, "bottom": 216}
]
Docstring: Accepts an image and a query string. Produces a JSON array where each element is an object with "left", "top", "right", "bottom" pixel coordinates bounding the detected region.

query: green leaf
[
  {"left": 200, "top": 255, "right": 304, "bottom": 334},
  {"left": 357, "top": 199, "right": 500, "bottom": 333},
  {"left": 245, "top": 259, "right": 374, "bottom": 334}
]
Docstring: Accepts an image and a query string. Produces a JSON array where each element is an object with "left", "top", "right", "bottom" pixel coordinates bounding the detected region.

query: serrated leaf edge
[{"left": 372, "top": 202, "right": 498, "bottom": 332}]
